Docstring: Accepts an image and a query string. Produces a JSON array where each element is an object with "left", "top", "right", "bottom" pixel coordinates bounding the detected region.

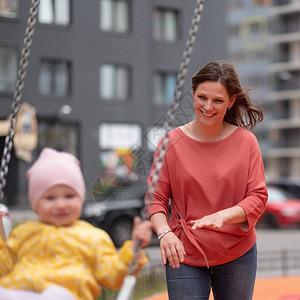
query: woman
[{"left": 146, "top": 60, "right": 268, "bottom": 300}]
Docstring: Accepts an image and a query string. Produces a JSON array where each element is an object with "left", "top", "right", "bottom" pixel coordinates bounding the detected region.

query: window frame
[
  {"left": 0, "top": 0, "right": 19, "bottom": 19},
  {"left": 37, "top": 118, "right": 80, "bottom": 158},
  {"left": 39, "top": 58, "right": 72, "bottom": 98},
  {"left": 98, "top": 122, "right": 142, "bottom": 150},
  {"left": 152, "top": 7, "right": 180, "bottom": 43},
  {"left": 99, "top": 63, "right": 131, "bottom": 102},
  {"left": 0, "top": 45, "right": 18, "bottom": 95},
  {"left": 99, "top": 0, "right": 131, "bottom": 34},
  {"left": 38, "top": 0, "right": 72, "bottom": 27},
  {"left": 152, "top": 71, "right": 177, "bottom": 105}
]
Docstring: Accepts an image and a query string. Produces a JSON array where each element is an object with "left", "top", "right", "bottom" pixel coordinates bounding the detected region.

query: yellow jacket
[{"left": 0, "top": 220, "right": 148, "bottom": 300}]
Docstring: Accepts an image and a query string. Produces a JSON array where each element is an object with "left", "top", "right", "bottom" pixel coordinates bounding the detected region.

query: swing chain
[
  {"left": 124, "top": 0, "right": 205, "bottom": 281},
  {"left": 145, "top": 0, "right": 205, "bottom": 213},
  {"left": 0, "top": 0, "right": 40, "bottom": 201},
  {"left": 128, "top": 239, "right": 141, "bottom": 275},
  {"left": 119, "top": 2, "right": 206, "bottom": 298}
]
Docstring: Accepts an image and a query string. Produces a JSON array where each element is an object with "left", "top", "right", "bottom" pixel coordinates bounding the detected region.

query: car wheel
[
  {"left": 109, "top": 217, "right": 133, "bottom": 248},
  {"left": 265, "top": 213, "right": 278, "bottom": 228}
]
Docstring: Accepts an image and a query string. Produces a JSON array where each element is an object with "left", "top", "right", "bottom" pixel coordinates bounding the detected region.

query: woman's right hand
[{"left": 159, "top": 232, "right": 186, "bottom": 268}]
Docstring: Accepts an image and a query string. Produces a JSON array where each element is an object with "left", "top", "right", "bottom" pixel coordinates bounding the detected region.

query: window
[
  {"left": 0, "top": 0, "right": 19, "bottom": 18},
  {"left": 38, "top": 121, "right": 79, "bottom": 157},
  {"left": 39, "top": 60, "right": 71, "bottom": 96},
  {"left": 153, "top": 72, "right": 177, "bottom": 105},
  {"left": 100, "top": 0, "right": 130, "bottom": 33},
  {"left": 146, "top": 125, "right": 165, "bottom": 152},
  {"left": 153, "top": 8, "right": 179, "bottom": 42},
  {"left": 0, "top": 46, "right": 18, "bottom": 93},
  {"left": 241, "top": 17, "right": 268, "bottom": 51},
  {"left": 38, "top": 0, "right": 70, "bottom": 26},
  {"left": 99, "top": 123, "right": 141, "bottom": 149},
  {"left": 100, "top": 64, "right": 130, "bottom": 100}
]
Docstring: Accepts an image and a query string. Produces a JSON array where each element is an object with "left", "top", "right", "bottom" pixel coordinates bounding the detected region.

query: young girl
[{"left": 0, "top": 148, "right": 152, "bottom": 300}]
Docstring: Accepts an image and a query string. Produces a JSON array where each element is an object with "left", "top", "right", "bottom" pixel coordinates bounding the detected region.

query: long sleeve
[
  {"left": 237, "top": 134, "right": 268, "bottom": 230},
  {"left": 145, "top": 138, "right": 172, "bottom": 220},
  {"left": 0, "top": 236, "right": 16, "bottom": 277},
  {"left": 94, "top": 237, "right": 148, "bottom": 290}
]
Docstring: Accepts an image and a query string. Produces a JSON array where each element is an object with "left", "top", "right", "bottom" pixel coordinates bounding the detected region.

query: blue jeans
[{"left": 166, "top": 244, "right": 257, "bottom": 300}]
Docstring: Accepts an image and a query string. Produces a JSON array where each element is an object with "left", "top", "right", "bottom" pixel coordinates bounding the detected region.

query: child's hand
[{"left": 131, "top": 216, "right": 152, "bottom": 249}]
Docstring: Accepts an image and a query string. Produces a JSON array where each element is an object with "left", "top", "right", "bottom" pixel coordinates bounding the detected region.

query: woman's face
[
  {"left": 192, "top": 80, "right": 235, "bottom": 126},
  {"left": 36, "top": 184, "right": 83, "bottom": 227}
]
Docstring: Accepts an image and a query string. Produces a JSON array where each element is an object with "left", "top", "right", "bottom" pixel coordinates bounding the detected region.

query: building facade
[
  {"left": 267, "top": 0, "right": 300, "bottom": 179},
  {"left": 0, "top": 0, "right": 227, "bottom": 207},
  {"left": 227, "top": 0, "right": 300, "bottom": 180},
  {"left": 226, "top": 0, "right": 272, "bottom": 169}
]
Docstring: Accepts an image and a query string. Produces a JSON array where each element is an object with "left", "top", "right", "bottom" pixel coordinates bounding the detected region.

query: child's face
[{"left": 36, "top": 184, "right": 83, "bottom": 227}]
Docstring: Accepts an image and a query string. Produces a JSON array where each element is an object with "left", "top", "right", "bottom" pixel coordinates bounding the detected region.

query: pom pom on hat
[{"left": 26, "top": 148, "right": 86, "bottom": 212}]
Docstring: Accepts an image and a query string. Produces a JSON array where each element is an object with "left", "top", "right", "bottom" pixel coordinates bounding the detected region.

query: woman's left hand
[{"left": 191, "top": 213, "right": 224, "bottom": 230}]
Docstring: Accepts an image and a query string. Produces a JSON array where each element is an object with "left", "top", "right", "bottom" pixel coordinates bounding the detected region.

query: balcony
[
  {"left": 269, "top": 31, "right": 300, "bottom": 44},
  {"left": 268, "top": 89, "right": 300, "bottom": 101},
  {"left": 269, "top": 61, "right": 300, "bottom": 73},
  {"left": 269, "top": 123, "right": 300, "bottom": 150},
  {"left": 271, "top": 2, "right": 300, "bottom": 15},
  {"left": 270, "top": 118, "right": 300, "bottom": 129},
  {"left": 268, "top": 147, "right": 300, "bottom": 158}
]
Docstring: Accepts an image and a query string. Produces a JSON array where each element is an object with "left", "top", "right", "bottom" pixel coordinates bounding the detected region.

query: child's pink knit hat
[{"left": 26, "top": 148, "right": 86, "bottom": 212}]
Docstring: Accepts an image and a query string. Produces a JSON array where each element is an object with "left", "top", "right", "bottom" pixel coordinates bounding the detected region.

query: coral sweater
[
  {"left": 0, "top": 220, "right": 147, "bottom": 300},
  {"left": 146, "top": 126, "right": 268, "bottom": 266}
]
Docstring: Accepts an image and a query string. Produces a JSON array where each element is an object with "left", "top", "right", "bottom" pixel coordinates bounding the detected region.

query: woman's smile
[{"left": 201, "top": 110, "right": 217, "bottom": 118}]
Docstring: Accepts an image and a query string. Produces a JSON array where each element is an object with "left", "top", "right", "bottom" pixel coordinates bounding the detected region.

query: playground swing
[{"left": 0, "top": 0, "right": 205, "bottom": 299}]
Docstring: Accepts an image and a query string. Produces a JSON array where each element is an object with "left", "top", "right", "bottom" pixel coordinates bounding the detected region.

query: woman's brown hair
[{"left": 191, "top": 60, "right": 264, "bottom": 130}]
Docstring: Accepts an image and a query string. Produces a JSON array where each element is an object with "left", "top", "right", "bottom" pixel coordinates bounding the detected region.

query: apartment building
[
  {"left": 226, "top": 0, "right": 272, "bottom": 176},
  {"left": 267, "top": 0, "right": 300, "bottom": 178},
  {"left": 0, "top": 0, "right": 226, "bottom": 206}
]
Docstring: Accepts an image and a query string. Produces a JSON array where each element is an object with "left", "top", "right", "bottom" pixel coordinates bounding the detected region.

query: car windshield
[{"left": 267, "top": 186, "right": 295, "bottom": 203}]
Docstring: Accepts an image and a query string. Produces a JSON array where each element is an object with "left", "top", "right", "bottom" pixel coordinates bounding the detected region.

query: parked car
[
  {"left": 81, "top": 176, "right": 149, "bottom": 247},
  {"left": 258, "top": 185, "right": 300, "bottom": 228},
  {"left": 266, "top": 178, "right": 300, "bottom": 200},
  {"left": 0, "top": 203, "right": 12, "bottom": 237}
]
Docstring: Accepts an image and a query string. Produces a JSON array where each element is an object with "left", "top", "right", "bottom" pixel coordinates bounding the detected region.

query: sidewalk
[{"left": 144, "top": 276, "right": 300, "bottom": 300}]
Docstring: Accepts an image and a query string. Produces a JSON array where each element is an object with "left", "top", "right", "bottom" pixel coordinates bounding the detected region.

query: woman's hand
[
  {"left": 131, "top": 216, "right": 152, "bottom": 249},
  {"left": 191, "top": 206, "right": 248, "bottom": 231},
  {"left": 191, "top": 212, "right": 224, "bottom": 230},
  {"left": 159, "top": 231, "right": 186, "bottom": 268}
]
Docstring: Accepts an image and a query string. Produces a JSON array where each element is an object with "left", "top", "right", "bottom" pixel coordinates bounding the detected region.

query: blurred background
[
  {"left": 1, "top": 0, "right": 300, "bottom": 205},
  {"left": 0, "top": 1, "right": 300, "bottom": 297},
  {"left": 0, "top": 0, "right": 228, "bottom": 207}
]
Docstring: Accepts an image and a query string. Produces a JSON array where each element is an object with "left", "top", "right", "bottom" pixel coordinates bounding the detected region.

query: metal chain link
[
  {"left": 128, "top": 239, "right": 141, "bottom": 275},
  {"left": 129, "top": 0, "right": 206, "bottom": 278},
  {"left": 119, "top": 2, "right": 206, "bottom": 298},
  {"left": 1, "top": 0, "right": 205, "bottom": 296},
  {"left": 145, "top": 0, "right": 205, "bottom": 215},
  {"left": 0, "top": 0, "right": 40, "bottom": 201}
]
